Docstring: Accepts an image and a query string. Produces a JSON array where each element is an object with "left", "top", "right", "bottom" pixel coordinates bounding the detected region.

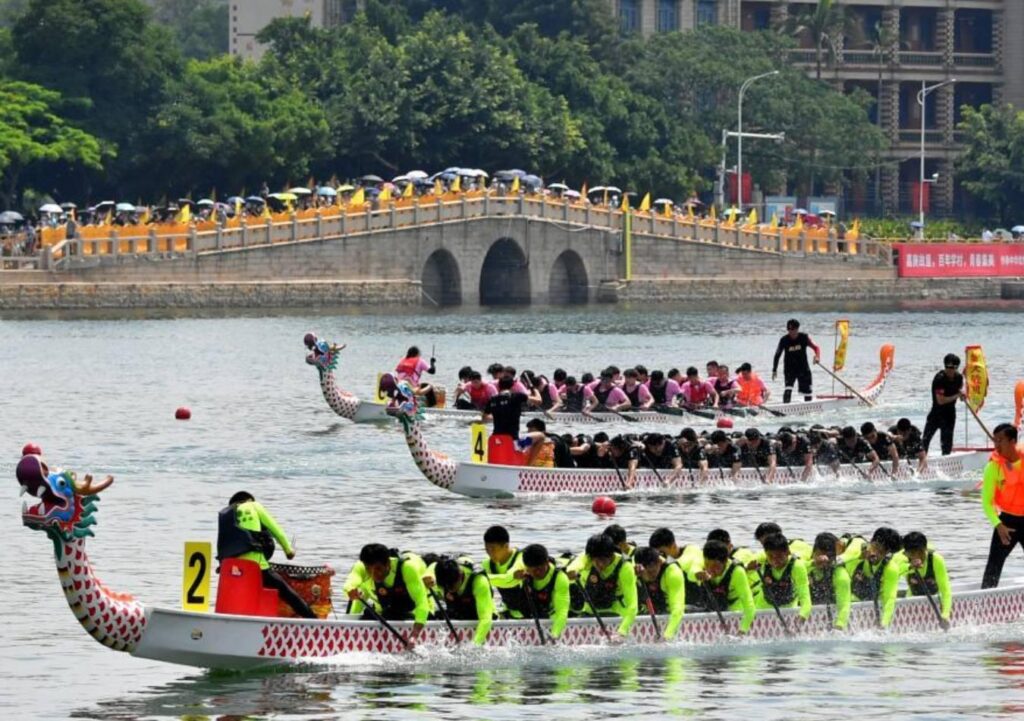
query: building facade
[
  {"left": 229, "top": 0, "right": 359, "bottom": 60},
  {"left": 613, "top": 0, "right": 1023, "bottom": 216}
]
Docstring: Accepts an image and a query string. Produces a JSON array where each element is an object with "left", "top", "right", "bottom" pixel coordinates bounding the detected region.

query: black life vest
[
  {"left": 443, "top": 562, "right": 488, "bottom": 620},
  {"left": 547, "top": 433, "right": 574, "bottom": 468},
  {"left": 760, "top": 558, "right": 796, "bottom": 607},
  {"left": 649, "top": 382, "right": 668, "bottom": 405},
  {"left": 563, "top": 386, "right": 585, "bottom": 413},
  {"left": 375, "top": 556, "right": 416, "bottom": 620},
  {"left": 538, "top": 378, "right": 555, "bottom": 410},
  {"left": 486, "top": 550, "right": 529, "bottom": 616},
  {"left": 594, "top": 385, "right": 614, "bottom": 407},
  {"left": 531, "top": 562, "right": 566, "bottom": 617},
  {"left": 703, "top": 563, "right": 738, "bottom": 612},
  {"left": 215, "top": 504, "right": 273, "bottom": 561},
  {"left": 643, "top": 560, "right": 677, "bottom": 613},
  {"left": 906, "top": 552, "right": 939, "bottom": 597},
  {"left": 850, "top": 554, "right": 891, "bottom": 601},
  {"left": 808, "top": 565, "right": 836, "bottom": 605},
  {"left": 624, "top": 384, "right": 642, "bottom": 407},
  {"left": 585, "top": 556, "right": 625, "bottom": 610}
]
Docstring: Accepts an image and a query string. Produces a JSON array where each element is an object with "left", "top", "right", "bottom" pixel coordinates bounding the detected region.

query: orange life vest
[
  {"left": 992, "top": 446, "right": 1024, "bottom": 516},
  {"left": 395, "top": 356, "right": 420, "bottom": 378},
  {"left": 736, "top": 372, "right": 764, "bottom": 406}
]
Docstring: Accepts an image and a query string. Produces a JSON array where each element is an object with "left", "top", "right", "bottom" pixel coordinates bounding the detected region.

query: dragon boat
[
  {"left": 391, "top": 394, "right": 989, "bottom": 498},
  {"left": 304, "top": 335, "right": 895, "bottom": 425},
  {"left": 17, "top": 453, "right": 1024, "bottom": 671}
]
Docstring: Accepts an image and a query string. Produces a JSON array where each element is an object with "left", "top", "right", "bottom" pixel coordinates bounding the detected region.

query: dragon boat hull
[
  {"left": 130, "top": 579, "right": 1024, "bottom": 670},
  {"left": 432, "top": 449, "right": 989, "bottom": 498}
]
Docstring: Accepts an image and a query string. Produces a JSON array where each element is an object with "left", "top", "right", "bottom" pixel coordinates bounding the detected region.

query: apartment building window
[
  {"left": 899, "top": 81, "right": 937, "bottom": 129},
  {"left": 620, "top": 0, "right": 639, "bottom": 32},
  {"left": 740, "top": 2, "right": 771, "bottom": 32},
  {"left": 900, "top": 8, "right": 937, "bottom": 52},
  {"left": 954, "top": 83, "right": 993, "bottom": 124},
  {"left": 657, "top": 0, "right": 678, "bottom": 32},
  {"left": 697, "top": 0, "right": 717, "bottom": 26},
  {"left": 954, "top": 9, "right": 993, "bottom": 54}
]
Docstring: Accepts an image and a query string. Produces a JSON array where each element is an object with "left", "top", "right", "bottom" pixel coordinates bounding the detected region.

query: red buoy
[
  {"left": 591, "top": 496, "right": 616, "bottom": 516},
  {"left": 175, "top": 407, "right": 192, "bottom": 420},
  {"left": 22, "top": 443, "right": 42, "bottom": 456},
  {"left": 717, "top": 417, "right": 734, "bottom": 429}
]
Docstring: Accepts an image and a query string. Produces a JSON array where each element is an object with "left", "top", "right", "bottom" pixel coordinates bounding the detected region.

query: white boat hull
[
  {"left": 442, "top": 450, "right": 990, "bottom": 498},
  {"left": 130, "top": 579, "right": 1024, "bottom": 670}
]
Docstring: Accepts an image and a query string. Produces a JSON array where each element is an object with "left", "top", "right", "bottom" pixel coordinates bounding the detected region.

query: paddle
[
  {"left": 609, "top": 453, "right": 629, "bottom": 491},
  {"left": 607, "top": 407, "right": 640, "bottom": 423},
  {"left": 755, "top": 567, "right": 792, "bottom": 637},
  {"left": 702, "top": 582, "right": 729, "bottom": 631},
  {"left": 837, "top": 446, "right": 874, "bottom": 483},
  {"left": 359, "top": 595, "right": 412, "bottom": 650},
  {"left": 736, "top": 397, "right": 785, "bottom": 418},
  {"left": 575, "top": 577, "right": 613, "bottom": 641},
  {"left": 813, "top": 358, "right": 875, "bottom": 407},
  {"left": 965, "top": 401, "right": 995, "bottom": 443},
  {"left": 427, "top": 586, "right": 461, "bottom": 645},
  {"left": 635, "top": 574, "right": 663, "bottom": 638},
  {"left": 748, "top": 451, "right": 766, "bottom": 484},
  {"left": 653, "top": 404, "right": 688, "bottom": 418},
  {"left": 680, "top": 403, "right": 717, "bottom": 420},
  {"left": 917, "top": 577, "right": 949, "bottom": 631},
  {"left": 521, "top": 578, "right": 548, "bottom": 646},
  {"left": 641, "top": 450, "right": 668, "bottom": 488}
]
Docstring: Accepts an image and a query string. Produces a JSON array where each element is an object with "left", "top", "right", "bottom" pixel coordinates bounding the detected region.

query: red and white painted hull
[
  {"left": 130, "top": 579, "right": 1024, "bottom": 670},
  {"left": 435, "top": 450, "right": 989, "bottom": 498}
]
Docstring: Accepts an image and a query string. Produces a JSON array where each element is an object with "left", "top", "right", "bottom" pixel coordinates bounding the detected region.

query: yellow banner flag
[
  {"left": 965, "top": 345, "right": 989, "bottom": 412},
  {"left": 510, "top": 175, "right": 520, "bottom": 193},
  {"left": 433, "top": 179, "right": 443, "bottom": 196},
  {"left": 638, "top": 192, "right": 651, "bottom": 212},
  {"left": 769, "top": 213, "right": 779, "bottom": 230},
  {"left": 350, "top": 187, "right": 365, "bottom": 205},
  {"left": 378, "top": 185, "right": 392, "bottom": 202},
  {"left": 746, "top": 208, "right": 758, "bottom": 226},
  {"left": 663, "top": 201, "right": 672, "bottom": 218},
  {"left": 833, "top": 319, "right": 850, "bottom": 372},
  {"left": 402, "top": 181, "right": 413, "bottom": 198},
  {"left": 686, "top": 203, "right": 694, "bottom": 219},
  {"left": 620, "top": 193, "right": 630, "bottom": 212},
  {"left": 176, "top": 204, "right": 191, "bottom": 224},
  {"left": 451, "top": 175, "right": 461, "bottom": 193},
  {"left": 709, "top": 205, "right": 717, "bottom": 221},
  {"left": 580, "top": 182, "right": 588, "bottom": 198}
]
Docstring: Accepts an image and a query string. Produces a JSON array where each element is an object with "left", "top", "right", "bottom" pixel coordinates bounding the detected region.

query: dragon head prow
[
  {"left": 18, "top": 453, "right": 112, "bottom": 558},
  {"left": 304, "top": 332, "right": 342, "bottom": 374},
  {"left": 392, "top": 380, "right": 425, "bottom": 429}
]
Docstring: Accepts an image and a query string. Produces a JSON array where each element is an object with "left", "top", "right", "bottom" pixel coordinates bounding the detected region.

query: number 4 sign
[{"left": 182, "top": 541, "right": 212, "bottom": 612}]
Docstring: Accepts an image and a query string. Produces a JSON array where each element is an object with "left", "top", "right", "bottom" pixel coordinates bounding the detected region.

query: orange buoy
[
  {"left": 21, "top": 443, "right": 41, "bottom": 456},
  {"left": 175, "top": 407, "right": 192, "bottom": 420},
  {"left": 591, "top": 496, "right": 616, "bottom": 516},
  {"left": 717, "top": 417, "right": 734, "bottom": 429}
]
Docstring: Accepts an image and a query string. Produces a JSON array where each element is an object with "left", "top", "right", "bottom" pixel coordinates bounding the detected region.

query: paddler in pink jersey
[
  {"left": 395, "top": 346, "right": 438, "bottom": 406},
  {"left": 646, "top": 369, "right": 682, "bottom": 408},
  {"left": 621, "top": 368, "right": 654, "bottom": 410},
  {"left": 584, "top": 370, "right": 630, "bottom": 412},
  {"left": 679, "top": 367, "right": 719, "bottom": 408}
]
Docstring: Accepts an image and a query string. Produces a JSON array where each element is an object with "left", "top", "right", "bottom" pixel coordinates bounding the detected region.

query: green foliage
[
  {"left": 152, "top": 0, "right": 228, "bottom": 60},
  {"left": 0, "top": 80, "right": 103, "bottom": 205},
  {"left": 956, "top": 104, "right": 1024, "bottom": 227},
  {"left": 860, "top": 216, "right": 986, "bottom": 241}
]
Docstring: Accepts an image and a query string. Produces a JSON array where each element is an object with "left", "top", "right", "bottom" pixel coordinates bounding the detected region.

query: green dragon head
[
  {"left": 17, "top": 454, "right": 111, "bottom": 560},
  {"left": 303, "top": 332, "right": 339, "bottom": 376}
]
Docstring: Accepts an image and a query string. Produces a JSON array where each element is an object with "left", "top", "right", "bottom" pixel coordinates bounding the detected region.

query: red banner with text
[{"left": 896, "top": 243, "right": 1024, "bottom": 277}]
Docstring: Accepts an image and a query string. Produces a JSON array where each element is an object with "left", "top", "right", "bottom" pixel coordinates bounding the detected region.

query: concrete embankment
[
  {"left": 0, "top": 279, "right": 420, "bottom": 310},
  {"left": 613, "top": 277, "right": 1006, "bottom": 303}
]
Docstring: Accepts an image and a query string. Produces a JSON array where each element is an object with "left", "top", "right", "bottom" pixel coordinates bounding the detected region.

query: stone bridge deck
[{"left": 10, "top": 194, "right": 893, "bottom": 306}]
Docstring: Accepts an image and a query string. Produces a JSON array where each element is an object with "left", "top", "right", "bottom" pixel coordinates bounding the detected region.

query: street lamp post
[
  {"left": 917, "top": 78, "right": 956, "bottom": 238},
  {"left": 737, "top": 70, "right": 779, "bottom": 214}
]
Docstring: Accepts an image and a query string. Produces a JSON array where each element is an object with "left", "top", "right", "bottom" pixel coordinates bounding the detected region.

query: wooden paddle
[
  {"left": 609, "top": 453, "right": 629, "bottom": 491},
  {"left": 359, "top": 595, "right": 412, "bottom": 650},
  {"left": 427, "top": 586, "right": 461, "bottom": 645},
  {"left": 702, "top": 581, "right": 729, "bottom": 631},
  {"left": 575, "top": 577, "right": 613, "bottom": 641},
  {"left": 965, "top": 401, "right": 995, "bottom": 443},
  {"left": 635, "top": 574, "right": 663, "bottom": 638},
  {"left": 813, "top": 358, "right": 875, "bottom": 407},
  {"left": 913, "top": 570, "right": 949, "bottom": 631},
  {"left": 755, "top": 567, "right": 792, "bottom": 637},
  {"left": 521, "top": 578, "right": 548, "bottom": 646}
]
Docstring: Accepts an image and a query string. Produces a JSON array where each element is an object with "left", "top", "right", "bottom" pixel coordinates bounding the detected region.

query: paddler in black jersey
[
  {"left": 775, "top": 430, "right": 814, "bottom": 481},
  {"left": 772, "top": 318, "right": 821, "bottom": 403},
  {"left": 606, "top": 435, "right": 641, "bottom": 488},
  {"left": 738, "top": 428, "right": 777, "bottom": 482},
  {"left": 861, "top": 422, "right": 901, "bottom": 476},
  {"left": 836, "top": 425, "right": 881, "bottom": 473},
  {"left": 641, "top": 433, "right": 683, "bottom": 481},
  {"left": 675, "top": 428, "right": 710, "bottom": 482},
  {"left": 889, "top": 417, "right": 928, "bottom": 473},
  {"left": 707, "top": 429, "right": 741, "bottom": 479}
]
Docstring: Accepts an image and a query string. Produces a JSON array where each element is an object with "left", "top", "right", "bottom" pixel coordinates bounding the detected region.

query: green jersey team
[{"left": 341, "top": 522, "right": 952, "bottom": 647}]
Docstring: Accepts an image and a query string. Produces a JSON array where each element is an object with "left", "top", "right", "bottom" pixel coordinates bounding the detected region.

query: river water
[{"left": 3, "top": 302, "right": 1024, "bottom": 720}]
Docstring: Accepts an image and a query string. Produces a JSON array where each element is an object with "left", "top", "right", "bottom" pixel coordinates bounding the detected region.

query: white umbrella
[
  {"left": 565, "top": 190, "right": 582, "bottom": 199},
  {"left": 819, "top": 209, "right": 836, "bottom": 216},
  {"left": 406, "top": 170, "right": 429, "bottom": 180},
  {"left": 471, "top": 169, "right": 489, "bottom": 178},
  {"left": 115, "top": 202, "right": 136, "bottom": 212},
  {"left": 548, "top": 183, "right": 569, "bottom": 191},
  {"left": 1011, "top": 225, "right": 1024, "bottom": 234},
  {"left": 794, "top": 208, "right": 809, "bottom": 215},
  {"left": 288, "top": 187, "right": 313, "bottom": 196},
  {"left": 39, "top": 203, "right": 63, "bottom": 214},
  {"left": 196, "top": 199, "right": 215, "bottom": 206},
  {"left": 392, "top": 175, "right": 410, "bottom": 184},
  {"left": 653, "top": 198, "right": 674, "bottom": 205}
]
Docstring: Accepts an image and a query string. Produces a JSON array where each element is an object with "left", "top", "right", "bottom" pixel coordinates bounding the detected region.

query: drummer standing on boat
[
  {"left": 981, "top": 423, "right": 1024, "bottom": 588},
  {"left": 922, "top": 353, "right": 965, "bottom": 456},
  {"left": 772, "top": 319, "right": 820, "bottom": 403}
]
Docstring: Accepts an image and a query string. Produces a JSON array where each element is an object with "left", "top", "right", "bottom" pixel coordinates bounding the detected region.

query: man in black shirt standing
[
  {"left": 922, "top": 353, "right": 966, "bottom": 456},
  {"left": 772, "top": 319, "right": 821, "bottom": 403},
  {"left": 483, "top": 376, "right": 540, "bottom": 438}
]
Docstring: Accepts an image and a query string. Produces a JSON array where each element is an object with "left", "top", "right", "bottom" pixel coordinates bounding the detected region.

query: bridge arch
[
  {"left": 421, "top": 249, "right": 462, "bottom": 306},
  {"left": 548, "top": 250, "right": 589, "bottom": 304},
  {"left": 479, "top": 238, "right": 530, "bottom": 306}
]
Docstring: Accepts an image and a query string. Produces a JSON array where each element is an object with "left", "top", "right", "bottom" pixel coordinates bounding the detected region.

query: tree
[
  {"left": 151, "top": 0, "right": 228, "bottom": 60},
  {"left": 12, "top": 0, "right": 182, "bottom": 191},
  {"left": 957, "top": 104, "right": 1024, "bottom": 226},
  {"left": 0, "top": 80, "right": 103, "bottom": 205},
  {"left": 782, "top": 0, "right": 855, "bottom": 81}
]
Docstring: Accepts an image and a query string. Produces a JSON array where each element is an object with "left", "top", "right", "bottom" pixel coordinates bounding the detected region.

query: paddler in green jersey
[
  {"left": 216, "top": 491, "right": 316, "bottom": 618},
  {"left": 481, "top": 525, "right": 529, "bottom": 619},
  {"left": 847, "top": 527, "right": 903, "bottom": 626},
  {"left": 515, "top": 543, "right": 571, "bottom": 640},
  {"left": 567, "top": 534, "right": 638, "bottom": 640},
  {"left": 754, "top": 532, "right": 812, "bottom": 624},
  {"left": 706, "top": 528, "right": 760, "bottom": 595},
  {"left": 344, "top": 543, "right": 432, "bottom": 644},
  {"left": 891, "top": 531, "right": 951, "bottom": 630},
  {"left": 751, "top": 522, "right": 813, "bottom": 562},
  {"left": 604, "top": 523, "right": 637, "bottom": 559},
  {"left": 807, "top": 532, "right": 852, "bottom": 630},
  {"left": 691, "top": 540, "right": 756, "bottom": 634},
  {"left": 835, "top": 533, "right": 868, "bottom": 575},
  {"left": 633, "top": 546, "right": 686, "bottom": 640},
  {"left": 649, "top": 527, "right": 704, "bottom": 571},
  {"left": 433, "top": 557, "right": 495, "bottom": 645}
]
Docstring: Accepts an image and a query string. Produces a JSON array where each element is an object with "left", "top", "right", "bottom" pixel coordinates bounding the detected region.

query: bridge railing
[{"left": 26, "top": 192, "right": 890, "bottom": 270}]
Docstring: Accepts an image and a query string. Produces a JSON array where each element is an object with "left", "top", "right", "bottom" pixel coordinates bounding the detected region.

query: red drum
[{"left": 270, "top": 563, "right": 335, "bottom": 619}]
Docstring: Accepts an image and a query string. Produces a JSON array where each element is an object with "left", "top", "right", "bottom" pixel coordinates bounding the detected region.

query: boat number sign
[
  {"left": 471, "top": 423, "right": 489, "bottom": 463},
  {"left": 182, "top": 541, "right": 212, "bottom": 612}
]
